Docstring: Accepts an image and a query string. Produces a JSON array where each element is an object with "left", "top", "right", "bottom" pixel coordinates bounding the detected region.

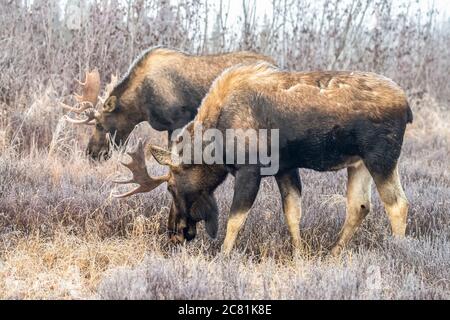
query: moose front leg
[
  {"left": 275, "top": 169, "right": 302, "bottom": 250},
  {"left": 222, "top": 167, "right": 261, "bottom": 255}
]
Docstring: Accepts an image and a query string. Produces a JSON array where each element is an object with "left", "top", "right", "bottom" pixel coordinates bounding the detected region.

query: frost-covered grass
[
  {"left": 1, "top": 0, "right": 449, "bottom": 300},
  {"left": 0, "top": 92, "right": 448, "bottom": 299}
]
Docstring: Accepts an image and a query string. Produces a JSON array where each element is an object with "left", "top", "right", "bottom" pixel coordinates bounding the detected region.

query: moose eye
[{"left": 96, "top": 123, "right": 104, "bottom": 131}]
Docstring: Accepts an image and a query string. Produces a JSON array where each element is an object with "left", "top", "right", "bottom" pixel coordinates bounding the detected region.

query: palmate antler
[
  {"left": 61, "top": 69, "right": 101, "bottom": 125},
  {"left": 113, "top": 139, "right": 169, "bottom": 198}
]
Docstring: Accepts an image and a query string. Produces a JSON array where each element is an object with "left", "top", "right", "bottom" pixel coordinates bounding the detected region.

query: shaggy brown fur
[
  {"left": 196, "top": 63, "right": 412, "bottom": 129},
  {"left": 117, "top": 62, "right": 413, "bottom": 255},
  {"left": 143, "top": 62, "right": 413, "bottom": 255}
]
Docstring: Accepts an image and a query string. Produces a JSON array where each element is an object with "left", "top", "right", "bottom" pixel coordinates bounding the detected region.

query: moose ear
[
  {"left": 150, "top": 145, "right": 176, "bottom": 166},
  {"left": 103, "top": 96, "right": 118, "bottom": 113},
  {"left": 191, "top": 193, "right": 219, "bottom": 239}
]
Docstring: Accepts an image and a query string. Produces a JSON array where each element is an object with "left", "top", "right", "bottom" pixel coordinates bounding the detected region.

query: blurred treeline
[{"left": 1, "top": 0, "right": 449, "bottom": 111}]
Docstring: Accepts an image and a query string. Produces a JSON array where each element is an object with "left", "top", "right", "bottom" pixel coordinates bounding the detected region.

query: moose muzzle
[
  {"left": 86, "top": 138, "right": 110, "bottom": 161},
  {"left": 169, "top": 222, "right": 197, "bottom": 244}
]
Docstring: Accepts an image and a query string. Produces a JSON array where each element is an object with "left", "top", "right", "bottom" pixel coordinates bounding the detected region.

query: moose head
[
  {"left": 113, "top": 140, "right": 226, "bottom": 244},
  {"left": 61, "top": 70, "right": 143, "bottom": 161}
]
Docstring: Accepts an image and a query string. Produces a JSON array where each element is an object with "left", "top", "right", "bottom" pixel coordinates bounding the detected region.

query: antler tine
[
  {"left": 75, "top": 79, "right": 85, "bottom": 86},
  {"left": 64, "top": 117, "right": 96, "bottom": 126},
  {"left": 126, "top": 139, "right": 147, "bottom": 164},
  {"left": 64, "top": 108, "right": 98, "bottom": 125},
  {"left": 60, "top": 69, "right": 101, "bottom": 125},
  {"left": 60, "top": 101, "right": 94, "bottom": 114},
  {"left": 113, "top": 139, "right": 169, "bottom": 199},
  {"left": 113, "top": 178, "right": 134, "bottom": 185},
  {"left": 74, "top": 69, "right": 101, "bottom": 107}
]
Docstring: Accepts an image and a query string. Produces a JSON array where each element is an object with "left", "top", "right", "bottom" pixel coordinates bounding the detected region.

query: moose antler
[
  {"left": 63, "top": 108, "right": 98, "bottom": 125},
  {"left": 74, "top": 69, "right": 101, "bottom": 106},
  {"left": 61, "top": 69, "right": 101, "bottom": 125},
  {"left": 113, "top": 139, "right": 169, "bottom": 198}
]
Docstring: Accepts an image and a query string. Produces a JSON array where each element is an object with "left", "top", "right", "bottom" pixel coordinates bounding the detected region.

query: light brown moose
[{"left": 114, "top": 63, "right": 413, "bottom": 255}]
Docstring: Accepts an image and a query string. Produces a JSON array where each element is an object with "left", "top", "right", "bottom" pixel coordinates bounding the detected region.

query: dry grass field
[
  {"left": 0, "top": 0, "right": 449, "bottom": 300},
  {"left": 0, "top": 92, "right": 448, "bottom": 299}
]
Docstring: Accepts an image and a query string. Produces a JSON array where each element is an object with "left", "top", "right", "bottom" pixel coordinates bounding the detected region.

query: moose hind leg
[
  {"left": 275, "top": 169, "right": 302, "bottom": 250},
  {"left": 371, "top": 165, "right": 409, "bottom": 237},
  {"left": 222, "top": 168, "right": 261, "bottom": 255},
  {"left": 331, "top": 162, "right": 372, "bottom": 256}
]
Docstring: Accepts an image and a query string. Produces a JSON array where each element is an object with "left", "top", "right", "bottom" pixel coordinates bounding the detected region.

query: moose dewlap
[{"left": 115, "top": 62, "right": 413, "bottom": 256}]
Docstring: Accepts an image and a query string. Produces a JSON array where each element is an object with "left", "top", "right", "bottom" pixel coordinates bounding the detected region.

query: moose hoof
[{"left": 330, "top": 244, "right": 344, "bottom": 256}]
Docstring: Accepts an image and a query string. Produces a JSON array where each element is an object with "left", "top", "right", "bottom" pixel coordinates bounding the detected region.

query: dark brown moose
[{"left": 61, "top": 47, "right": 275, "bottom": 161}]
